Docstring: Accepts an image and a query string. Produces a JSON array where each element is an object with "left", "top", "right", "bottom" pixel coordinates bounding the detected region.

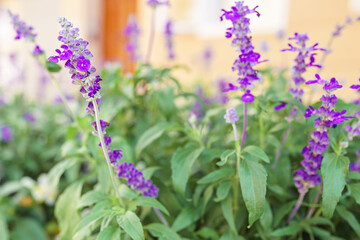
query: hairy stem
[
  {"left": 153, "top": 208, "right": 169, "bottom": 226},
  {"left": 272, "top": 126, "right": 290, "bottom": 169},
  {"left": 241, "top": 102, "right": 248, "bottom": 149},
  {"left": 287, "top": 191, "right": 306, "bottom": 224},
  {"left": 93, "top": 100, "right": 124, "bottom": 206},
  {"left": 232, "top": 123, "right": 239, "bottom": 142},
  {"left": 145, "top": 8, "right": 156, "bottom": 64},
  {"left": 306, "top": 184, "right": 323, "bottom": 219}
]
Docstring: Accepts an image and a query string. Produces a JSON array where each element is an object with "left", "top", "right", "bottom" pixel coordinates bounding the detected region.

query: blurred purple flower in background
[
  {"left": 164, "top": 20, "right": 175, "bottom": 59},
  {"left": 147, "top": 0, "right": 169, "bottom": 7},
  {"left": 124, "top": 15, "right": 141, "bottom": 61},
  {"left": 23, "top": 112, "right": 36, "bottom": 123},
  {"left": 1, "top": 125, "right": 11, "bottom": 142}
]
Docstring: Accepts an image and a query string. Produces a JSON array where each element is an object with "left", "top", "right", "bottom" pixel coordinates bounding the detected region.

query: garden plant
[{"left": 2, "top": 1, "right": 360, "bottom": 239}]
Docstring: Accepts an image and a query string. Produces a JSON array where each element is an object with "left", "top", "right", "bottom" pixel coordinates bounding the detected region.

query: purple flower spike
[
  {"left": 1, "top": 125, "right": 11, "bottom": 142},
  {"left": 224, "top": 108, "right": 239, "bottom": 124},
  {"left": 8, "top": 10, "right": 37, "bottom": 42},
  {"left": 23, "top": 112, "right": 36, "bottom": 123},
  {"left": 274, "top": 102, "right": 287, "bottom": 111},
  {"left": 221, "top": 1, "right": 263, "bottom": 102},
  {"left": 32, "top": 45, "right": 44, "bottom": 56},
  {"left": 293, "top": 75, "right": 353, "bottom": 194},
  {"left": 147, "top": 0, "right": 169, "bottom": 7}
]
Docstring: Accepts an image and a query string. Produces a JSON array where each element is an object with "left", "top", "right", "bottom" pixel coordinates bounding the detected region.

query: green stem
[{"left": 93, "top": 99, "right": 124, "bottom": 206}]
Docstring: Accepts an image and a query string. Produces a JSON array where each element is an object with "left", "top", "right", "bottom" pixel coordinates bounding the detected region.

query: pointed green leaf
[
  {"left": 215, "top": 180, "right": 232, "bottom": 202},
  {"left": 96, "top": 226, "right": 120, "bottom": 240},
  {"left": 243, "top": 145, "right": 270, "bottom": 163},
  {"left": 172, "top": 204, "right": 202, "bottom": 232},
  {"left": 147, "top": 223, "right": 182, "bottom": 240},
  {"left": 217, "top": 150, "right": 236, "bottom": 166},
  {"left": 321, "top": 153, "right": 349, "bottom": 218},
  {"left": 74, "top": 208, "right": 112, "bottom": 238},
  {"left": 0, "top": 214, "right": 9, "bottom": 240},
  {"left": 271, "top": 221, "right": 301, "bottom": 237},
  {"left": 197, "top": 168, "right": 234, "bottom": 184},
  {"left": 239, "top": 159, "right": 267, "bottom": 227},
  {"left": 260, "top": 200, "right": 273, "bottom": 231},
  {"left": 135, "top": 122, "right": 174, "bottom": 157},
  {"left": 77, "top": 190, "right": 108, "bottom": 209},
  {"left": 117, "top": 211, "right": 145, "bottom": 240},
  {"left": 46, "top": 60, "right": 61, "bottom": 72},
  {"left": 131, "top": 196, "right": 169, "bottom": 215},
  {"left": 336, "top": 205, "right": 360, "bottom": 237},
  {"left": 171, "top": 144, "right": 204, "bottom": 195},
  {"left": 348, "top": 183, "right": 360, "bottom": 205},
  {"left": 221, "top": 195, "right": 237, "bottom": 233}
]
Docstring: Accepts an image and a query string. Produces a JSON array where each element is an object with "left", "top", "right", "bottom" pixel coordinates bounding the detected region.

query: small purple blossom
[
  {"left": 32, "top": 45, "right": 44, "bottom": 56},
  {"left": 164, "top": 20, "right": 175, "bottom": 59},
  {"left": 274, "top": 102, "right": 287, "bottom": 111},
  {"left": 220, "top": 1, "right": 264, "bottom": 103},
  {"left": 124, "top": 15, "right": 141, "bottom": 61},
  {"left": 8, "top": 10, "right": 37, "bottom": 41},
  {"left": 1, "top": 125, "right": 11, "bottom": 142},
  {"left": 202, "top": 46, "right": 213, "bottom": 69},
  {"left": 350, "top": 78, "right": 360, "bottom": 104},
  {"left": 147, "top": 0, "right": 169, "bottom": 7},
  {"left": 350, "top": 150, "right": 360, "bottom": 172},
  {"left": 224, "top": 108, "right": 239, "bottom": 124},
  {"left": 23, "top": 113, "right": 36, "bottom": 123}
]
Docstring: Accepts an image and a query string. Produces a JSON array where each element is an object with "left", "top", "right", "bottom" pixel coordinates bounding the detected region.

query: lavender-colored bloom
[
  {"left": 224, "top": 108, "right": 239, "bottom": 124},
  {"left": 115, "top": 162, "right": 159, "bottom": 197},
  {"left": 276, "top": 29, "right": 285, "bottom": 40},
  {"left": 50, "top": 17, "right": 158, "bottom": 197},
  {"left": 274, "top": 102, "right": 287, "bottom": 111},
  {"left": 350, "top": 78, "right": 360, "bottom": 104},
  {"left": 202, "top": 46, "right": 213, "bottom": 69},
  {"left": 220, "top": 1, "right": 264, "bottom": 102},
  {"left": 164, "top": 20, "right": 175, "bottom": 59},
  {"left": 294, "top": 75, "right": 353, "bottom": 194},
  {"left": 1, "top": 125, "right": 11, "bottom": 142},
  {"left": 282, "top": 33, "right": 325, "bottom": 103},
  {"left": 32, "top": 45, "right": 44, "bottom": 56},
  {"left": 124, "top": 15, "right": 141, "bottom": 61},
  {"left": 344, "top": 112, "right": 360, "bottom": 140},
  {"left": 350, "top": 150, "right": 360, "bottom": 172},
  {"left": 23, "top": 112, "right": 36, "bottom": 123},
  {"left": 147, "top": 0, "right": 169, "bottom": 7},
  {"left": 8, "top": 10, "right": 37, "bottom": 41},
  {"left": 259, "top": 40, "right": 269, "bottom": 52},
  {"left": 213, "top": 78, "right": 229, "bottom": 104}
]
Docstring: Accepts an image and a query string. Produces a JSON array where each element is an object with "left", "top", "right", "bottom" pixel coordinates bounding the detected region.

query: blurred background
[{"left": 1, "top": 0, "right": 360, "bottom": 101}]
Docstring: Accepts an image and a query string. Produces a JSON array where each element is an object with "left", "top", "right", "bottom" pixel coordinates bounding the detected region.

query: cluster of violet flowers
[
  {"left": 8, "top": 10, "right": 44, "bottom": 57},
  {"left": 49, "top": 17, "right": 158, "bottom": 197},
  {"left": 124, "top": 15, "right": 141, "bottom": 61},
  {"left": 220, "top": 1, "right": 264, "bottom": 103},
  {"left": 276, "top": 33, "right": 325, "bottom": 114},
  {"left": 287, "top": 75, "right": 353, "bottom": 223}
]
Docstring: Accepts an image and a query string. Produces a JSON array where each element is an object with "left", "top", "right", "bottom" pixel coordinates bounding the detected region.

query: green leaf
[
  {"left": 0, "top": 181, "right": 23, "bottom": 197},
  {"left": 96, "top": 226, "right": 120, "bottom": 240},
  {"left": 260, "top": 200, "right": 273, "bottom": 231},
  {"left": 117, "top": 211, "right": 145, "bottom": 240},
  {"left": 55, "top": 181, "right": 83, "bottom": 240},
  {"left": 348, "top": 171, "right": 360, "bottom": 180},
  {"left": 130, "top": 196, "right": 169, "bottom": 215},
  {"left": 135, "top": 122, "right": 174, "bottom": 157},
  {"left": 269, "top": 122, "right": 288, "bottom": 133},
  {"left": 172, "top": 204, "right": 202, "bottom": 232},
  {"left": 215, "top": 180, "right": 232, "bottom": 202},
  {"left": 273, "top": 201, "right": 296, "bottom": 227},
  {"left": 48, "top": 158, "right": 77, "bottom": 188},
  {"left": 221, "top": 195, "right": 237, "bottom": 233},
  {"left": 196, "top": 227, "right": 219, "bottom": 240},
  {"left": 171, "top": 144, "right": 204, "bottom": 195},
  {"left": 0, "top": 214, "right": 9, "bottom": 240},
  {"left": 46, "top": 60, "right": 61, "bottom": 72},
  {"left": 239, "top": 158, "right": 267, "bottom": 227},
  {"left": 321, "top": 153, "right": 349, "bottom": 218},
  {"left": 243, "top": 145, "right": 270, "bottom": 163},
  {"left": 74, "top": 208, "right": 112, "bottom": 238},
  {"left": 307, "top": 217, "right": 335, "bottom": 231},
  {"left": 197, "top": 168, "right": 234, "bottom": 184},
  {"left": 336, "top": 205, "right": 360, "bottom": 237},
  {"left": 348, "top": 183, "right": 360, "bottom": 205},
  {"left": 271, "top": 221, "right": 301, "bottom": 237},
  {"left": 10, "top": 218, "right": 49, "bottom": 240},
  {"left": 77, "top": 190, "right": 108, "bottom": 209},
  {"left": 217, "top": 150, "right": 235, "bottom": 166},
  {"left": 147, "top": 223, "right": 182, "bottom": 240}
]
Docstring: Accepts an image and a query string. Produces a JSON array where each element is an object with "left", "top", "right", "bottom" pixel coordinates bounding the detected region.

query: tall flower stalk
[
  {"left": 124, "top": 14, "right": 141, "bottom": 61},
  {"left": 164, "top": 20, "right": 175, "bottom": 59},
  {"left": 272, "top": 33, "right": 324, "bottom": 169},
  {"left": 49, "top": 17, "right": 158, "bottom": 198},
  {"left": 221, "top": 1, "right": 263, "bottom": 149},
  {"left": 287, "top": 75, "right": 353, "bottom": 223}
]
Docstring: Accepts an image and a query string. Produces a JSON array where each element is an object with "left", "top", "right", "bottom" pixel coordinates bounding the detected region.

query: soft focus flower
[
  {"left": 23, "top": 112, "right": 36, "bottom": 123},
  {"left": 224, "top": 108, "right": 239, "bottom": 124},
  {"left": 1, "top": 125, "right": 11, "bottom": 142},
  {"left": 281, "top": 33, "right": 325, "bottom": 103},
  {"left": 50, "top": 17, "right": 158, "bottom": 197},
  {"left": 124, "top": 15, "right": 141, "bottom": 61},
  {"left": 22, "top": 174, "right": 57, "bottom": 206},
  {"left": 350, "top": 150, "right": 360, "bottom": 172},
  {"left": 8, "top": 10, "right": 37, "bottom": 41},
  {"left": 220, "top": 1, "right": 264, "bottom": 102},
  {"left": 294, "top": 75, "right": 353, "bottom": 194},
  {"left": 164, "top": 20, "right": 175, "bottom": 59},
  {"left": 147, "top": 0, "right": 169, "bottom": 7},
  {"left": 350, "top": 78, "right": 360, "bottom": 104}
]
